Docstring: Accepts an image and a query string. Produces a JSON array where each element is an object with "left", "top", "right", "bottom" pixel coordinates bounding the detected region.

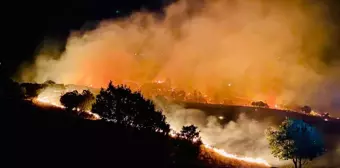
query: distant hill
[{"left": 181, "top": 102, "right": 340, "bottom": 135}]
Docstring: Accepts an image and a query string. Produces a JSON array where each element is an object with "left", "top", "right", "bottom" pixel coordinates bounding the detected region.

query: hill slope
[{"left": 13, "top": 100, "right": 269, "bottom": 168}]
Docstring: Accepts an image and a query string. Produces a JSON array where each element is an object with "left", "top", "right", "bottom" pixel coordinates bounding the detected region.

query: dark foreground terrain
[
  {"left": 12, "top": 99, "right": 271, "bottom": 168},
  {"left": 13, "top": 100, "right": 195, "bottom": 168}
]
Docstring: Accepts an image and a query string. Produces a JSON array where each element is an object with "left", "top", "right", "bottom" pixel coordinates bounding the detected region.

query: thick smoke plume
[
  {"left": 153, "top": 97, "right": 289, "bottom": 166},
  {"left": 20, "top": 0, "right": 339, "bottom": 114}
]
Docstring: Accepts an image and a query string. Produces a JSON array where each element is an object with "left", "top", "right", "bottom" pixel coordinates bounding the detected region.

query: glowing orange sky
[{"left": 20, "top": 0, "right": 340, "bottom": 112}]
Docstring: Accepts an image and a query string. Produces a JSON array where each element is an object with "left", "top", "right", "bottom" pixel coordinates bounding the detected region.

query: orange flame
[
  {"left": 169, "top": 130, "right": 271, "bottom": 167},
  {"left": 35, "top": 96, "right": 65, "bottom": 109},
  {"left": 34, "top": 96, "right": 100, "bottom": 120},
  {"left": 203, "top": 144, "right": 271, "bottom": 167}
]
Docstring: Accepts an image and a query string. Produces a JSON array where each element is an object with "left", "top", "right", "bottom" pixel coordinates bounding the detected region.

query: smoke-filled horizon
[
  {"left": 152, "top": 96, "right": 288, "bottom": 166},
  {"left": 152, "top": 97, "right": 340, "bottom": 167},
  {"left": 19, "top": 0, "right": 340, "bottom": 114}
]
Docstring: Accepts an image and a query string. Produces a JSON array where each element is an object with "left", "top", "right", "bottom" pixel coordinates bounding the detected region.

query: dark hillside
[
  {"left": 14, "top": 100, "right": 181, "bottom": 168},
  {"left": 12, "top": 99, "right": 272, "bottom": 168}
]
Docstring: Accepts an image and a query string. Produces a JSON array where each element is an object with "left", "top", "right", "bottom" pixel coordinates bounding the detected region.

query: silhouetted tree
[
  {"left": 60, "top": 89, "right": 96, "bottom": 112},
  {"left": 251, "top": 101, "right": 269, "bottom": 108},
  {"left": 178, "top": 125, "right": 202, "bottom": 143},
  {"left": 266, "top": 118, "right": 326, "bottom": 168},
  {"left": 78, "top": 90, "right": 95, "bottom": 111},
  {"left": 92, "top": 81, "right": 170, "bottom": 134},
  {"left": 301, "top": 106, "right": 312, "bottom": 114},
  {"left": 172, "top": 125, "right": 202, "bottom": 167},
  {"left": 60, "top": 90, "right": 82, "bottom": 111}
]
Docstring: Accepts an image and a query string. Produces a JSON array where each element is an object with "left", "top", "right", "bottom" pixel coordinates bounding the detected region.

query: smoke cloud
[
  {"left": 153, "top": 97, "right": 289, "bottom": 166},
  {"left": 312, "top": 141, "right": 340, "bottom": 167},
  {"left": 19, "top": 0, "right": 340, "bottom": 115}
]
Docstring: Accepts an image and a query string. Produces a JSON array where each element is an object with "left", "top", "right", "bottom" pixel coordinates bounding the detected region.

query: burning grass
[{"left": 200, "top": 145, "right": 270, "bottom": 168}]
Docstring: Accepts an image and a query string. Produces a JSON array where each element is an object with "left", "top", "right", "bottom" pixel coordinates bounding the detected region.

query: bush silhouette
[
  {"left": 251, "top": 101, "right": 269, "bottom": 108},
  {"left": 78, "top": 90, "right": 95, "bottom": 111},
  {"left": 60, "top": 89, "right": 95, "bottom": 111},
  {"left": 172, "top": 125, "right": 202, "bottom": 166},
  {"left": 92, "top": 81, "right": 170, "bottom": 134},
  {"left": 301, "top": 106, "right": 312, "bottom": 114},
  {"left": 60, "top": 90, "right": 82, "bottom": 110},
  {"left": 178, "top": 125, "right": 202, "bottom": 143}
]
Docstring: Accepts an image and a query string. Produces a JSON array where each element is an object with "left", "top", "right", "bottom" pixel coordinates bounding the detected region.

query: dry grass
[{"left": 199, "top": 146, "right": 270, "bottom": 168}]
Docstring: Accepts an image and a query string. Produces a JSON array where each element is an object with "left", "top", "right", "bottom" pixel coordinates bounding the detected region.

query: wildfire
[
  {"left": 33, "top": 92, "right": 271, "bottom": 167},
  {"left": 204, "top": 144, "right": 271, "bottom": 167},
  {"left": 154, "top": 80, "right": 165, "bottom": 84},
  {"left": 35, "top": 96, "right": 65, "bottom": 108},
  {"left": 34, "top": 96, "right": 101, "bottom": 120},
  {"left": 29, "top": 83, "right": 337, "bottom": 168},
  {"left": 310, "top": 110, "right": 321, "bottom": 117},
  {"left": 169, "top": 130, "right": 271, "bottom": 167}
]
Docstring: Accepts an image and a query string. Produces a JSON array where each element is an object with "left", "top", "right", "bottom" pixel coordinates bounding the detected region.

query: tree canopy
[
  {"left": 301, "top": 106, "right": 312, "bottom": 114},
  {"left": 251, "top": 101, "right": 269, "bottom": 108},
  {"left": 171, "top": 125, "right": 203, "bottom": 166},
  {"left": 60, "top": 89, "right": 95, "bottom": 111},
  {"left": 266, "top": 118, "right": 326, "bottom": 168},
  {"left": 178, "top": 125, "right": 202, "bottom": 144},
  {"left": 78, "top": 90, "right": 96, "bottom": 111},
  {"left": 92, "top": 81, "right": 170, "bottom": 134}
]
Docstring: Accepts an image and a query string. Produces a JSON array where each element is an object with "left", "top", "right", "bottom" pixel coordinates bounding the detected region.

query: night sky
[
  {"left": 1, "top": 0, "right": 340, "bottom": 76},
  {"left": 2, "top": 0, "right": 173, "bottom": 75}
]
